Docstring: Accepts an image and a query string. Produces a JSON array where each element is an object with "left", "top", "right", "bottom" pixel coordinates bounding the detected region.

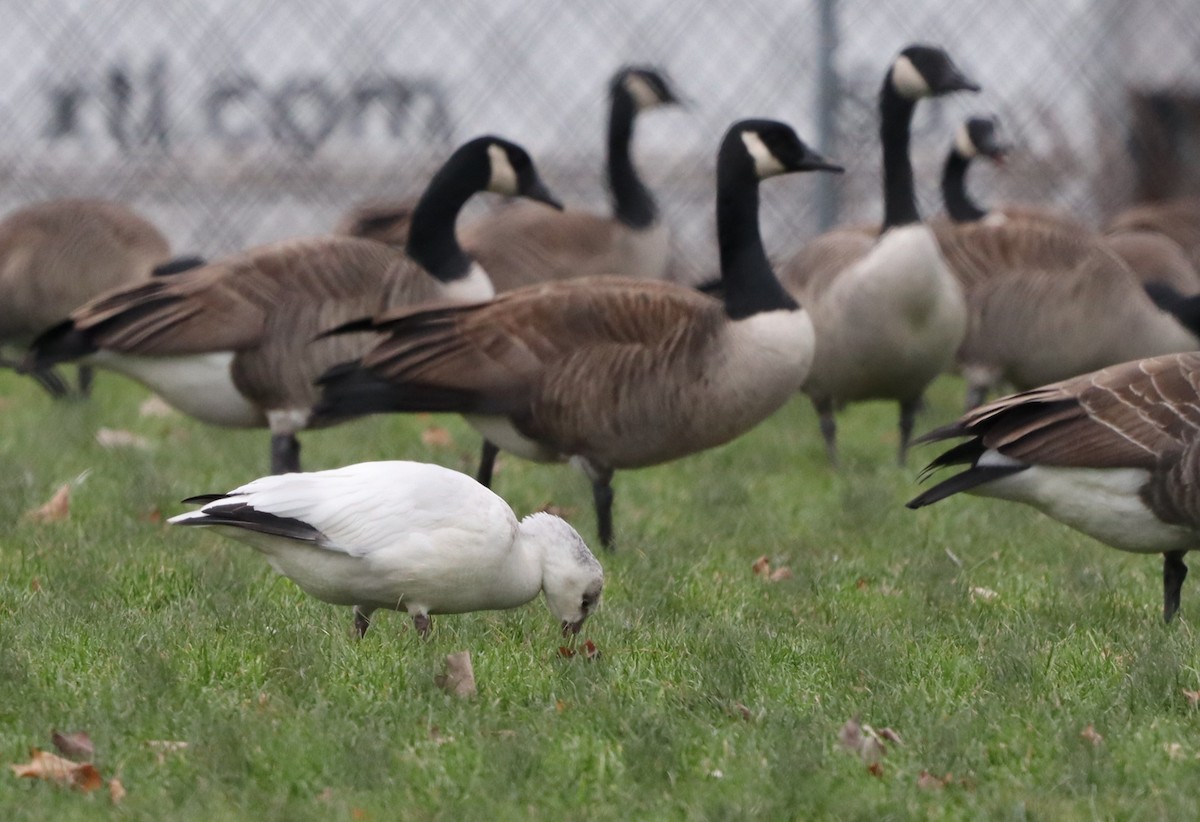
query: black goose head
[
  {"left": 473, "top": 136, "right": 564, "bottom": 210},
  {"left": 889, "top": 44, "right": 981, "bottom": 100},
  {"left": 727, "top": 118, "right": 845, "bottom": 180},
  {"left": 611, "top": 65, "right": 682, "bottom": 110},
  {"left": 957, "top": 116, "right": 1008, "bottom": 162}
]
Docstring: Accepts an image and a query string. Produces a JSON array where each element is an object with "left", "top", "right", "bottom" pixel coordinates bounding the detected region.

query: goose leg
[
  {"left": 813, "top": 396, "right": 838, "bottom": 467},
  {"left": 2, "top": 354, "right": 71, "bottom": 399},
  {"left": 898, "top": 397, "right": 921, "bottom": 467},
  {"left": 270, "top": 433, "right": 301, "bottom": 474},
  {"left": 575, "top": 458, "right": 616, "bottom": 551},
  {"left": 412, "top": 612, "right": 432, "bottom": 638},
  {"left": 77, "top": 365, "right": 95, "bottom": 398},
  {"left": 964, "top": 383, "right": 988, "bottom": 412},
  {"left": 476, "top": 440, "right": 500, "bottom": 487},
  {"left": 353, "top": 605, "right": 374, "bottom": 638},
  {"left": 1163, "top": 551, "right": 1188, "bottom": 623}
]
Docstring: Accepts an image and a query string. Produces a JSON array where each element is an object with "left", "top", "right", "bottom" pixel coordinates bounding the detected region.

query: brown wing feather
[
  {"left": 71, "top": 236, "right": 409, "bottom": 356},
  {"left": 959, "top": 353, "right": 1200, "bottom": 468}
]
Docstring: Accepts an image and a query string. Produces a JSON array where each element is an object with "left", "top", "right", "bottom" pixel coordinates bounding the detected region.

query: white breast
[
  {"left": 973, "top": 460, "right": 1194, "bottom": 554},
  {"left": 93, "top": 350, "right": 265, "bottom": 428}
]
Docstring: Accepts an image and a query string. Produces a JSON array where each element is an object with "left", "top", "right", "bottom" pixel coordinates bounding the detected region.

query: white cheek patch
[
  {"left": 486, "top": 144, "right": 519, "bottom": 196},
  {"left": 741, "top": 131, "right": 787, "bottom": 178},
  {"left": 891, "top": 54, "right": 931, "bottom": 99},
  {"left": 954, "top": 122, "right": 977, "bottom": 158},
  {"left": 623, "top": 73, "right": 662, "bottom": 109}
]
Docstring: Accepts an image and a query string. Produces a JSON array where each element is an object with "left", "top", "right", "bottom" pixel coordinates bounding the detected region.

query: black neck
[
  {"left": 942, "top": 150, "right": 988, "bottom": 222},
  {"left": 879, "top": 78, "right": 922, "bottom": 230},
  {"left": 716, "top": 148, "right": 799, "bottom": 320},
  {"left": 608, "top": 90, "right": 657, "bottom": 229},
  {"left": 404, "top": 154, "right": 481, "bottom": 282}
]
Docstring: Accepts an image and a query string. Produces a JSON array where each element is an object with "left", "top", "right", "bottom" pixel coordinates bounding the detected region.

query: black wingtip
[
  {"left": 314, "top": 316, "right": 377, "bottom": 342},
  {"left": 907, "top": 464, "right": 1026, "bottom": 509},
  {"left": 152, "top": 255, "right": 207, "bottom": 277},
  {"left": 22, "top": 319, "right": 98, "bottom": 372},
  {"left": 313, "top": 361, "right": 404, "bottom": 420},
  {"left": 180, "top": 493, "right": 228, "bottom": 505}
]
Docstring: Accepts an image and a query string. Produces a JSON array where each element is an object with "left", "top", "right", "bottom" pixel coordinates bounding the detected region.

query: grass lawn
[{"left": 2, "top": 366, "right": 1199, "bottom": 820}]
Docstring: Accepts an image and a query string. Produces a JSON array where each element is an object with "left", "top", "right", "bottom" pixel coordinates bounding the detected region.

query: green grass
[{"left": 2, "top": 367, "right": 1200, "bottom": 820}]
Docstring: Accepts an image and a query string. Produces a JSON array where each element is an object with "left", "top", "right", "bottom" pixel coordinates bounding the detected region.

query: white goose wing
[{"left": 174, "top": 461, "right": 515, "bottom": 558}]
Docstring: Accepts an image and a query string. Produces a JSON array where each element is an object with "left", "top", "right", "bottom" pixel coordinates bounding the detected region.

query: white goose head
[
  {"left": 889, "top": 44, "right": 981, "bottom": 101},
  {"left": 519, "top": 512, "right": 605, "bottom": 636}
]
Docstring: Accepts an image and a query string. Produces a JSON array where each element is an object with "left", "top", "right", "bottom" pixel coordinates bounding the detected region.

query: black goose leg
[
  {"left": 412, "top": 612, "right": 432, "bottom": 638},
  {"left": 476, "top": 440, "right": 500, "bottom": 487},
  {"left": 898, "top": 396, "right": 921, "bottom": 467},
  {"left": 814, "top": 396, "right": 838, "bottom": 467},
  {"left": 353, "top": 605, "right": 373, "bottom": 638},
  {"left": 76, "top": 365, "right": 95, "bottom": 398},
  {"left": 1163, "top": 551, "right": 1188, "bottom": 624},
  {"left": 270, "top": 433, "right": 301, "bottom": 474}
]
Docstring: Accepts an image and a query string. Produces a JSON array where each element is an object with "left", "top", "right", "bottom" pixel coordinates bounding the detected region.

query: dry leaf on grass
[
  {"left": 146, "top": 740, "right": 189, "bottom": 764},
  {"left": 434, "top": 650, "right": 476, "bottom": 698},
  {"left": 769, "top": 567, "right": 793, "bottom": 582},
  {"left": 838, "top": 717, "right": 900, "bottom": 768},
  {"left": 420, "top": 425, "right": 454, "bottom": 448},
  {"left": 139, "top": 395, "right": 177, "bottom": 418},
  {"left": 582, "top": 639, "right": 600, "bottom": 661},
  {"left": 1164, "top": 742, "right": 1185, "bottom": 760},
  {"left": 51, "top": 730, "right": 94, "bottom": 761},
  {"left": 1183, "top": 689, "right": 1200, "bottom": 706},
  {"left": 751, "top": 555, "right": 771, "bottom": 577},
  {"left": 917, "top": 770, "right": 952, "bottom": 790},
  {"left": 1080, "top": 724, "right": 1104, "bottom": 747},
  {"left": 970, "top": 586, "right": 999, "bottom": 602},
  {"left": 10, "top": 749, "right": 103, "bottom": 792},
  {"left": 96, "top": 428, "right": 151, "bottom": 450},
  {"left": 23, "top": 484, "right": 70, "bottom": 523},
  {"left": 109, "top": 777, "right": 126, "bottom": 804}
]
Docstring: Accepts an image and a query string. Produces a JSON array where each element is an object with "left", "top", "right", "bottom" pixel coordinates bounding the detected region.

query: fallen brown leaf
[
  {"left": 867, "top": 762, "right": 884, "bottom": 777},
  {"left": 1080, "top": 724, "right": 1104, "bottom": 747},
  {"left": 96, "top": 428, "right": 151, "bottom": 450},
  {"left": 877, "top": 727, "right": 903, "bottom": 745},
  {"left": 582, "top": 639, "right": 600, "bottom": 661},
  {"left": 139, "top": 395, "right": 177, "bottom": 418},
  {"left": 1183, "top": 689, "right": 1200, "bottom": 707},
  {"left": 420, "top": 425, "right": 454, "bottom": 448},
  {"left": 751, "top": 555, "right": 771, "bottom": 577},
  {"left": 768, "top": 567, "right": 793, "bottom": 582},
  {"left": 434, "top": 650, "right": 476, "bottom": 698},
  {"left": 30, "top": 578, "right": 41, "bottom": 593},
  {"left": 139, "top": 507, "right": 164, "bottom": 524},
  {"left": 51, "top": 730, "right": 94, "bottom": 761},
  {"left": 558, "top": 645, "right": 576, "bottom": 658},
  {"left": 970, "top": 586, "right": 999, "bottom": 602},
  {"left": 109, "top": 777, "right": 126, "bottom": 804},
  {"left": 732, "top": 702, "right": 753, "bottom": 722},
  {"left": 10, "top": 749, "right": 103, "bottom": 791},
  {"left": 837, "top": 717, "right": 895, "bottom": 766},
  {"left": 917, "top": 770, "right": 950, "bottom": 790},
  {"left": 855, "top": 577, "right": 869, "bottom": 590},
  {"left": 23, "top": 484, "right": 70, "bottom": 523}
]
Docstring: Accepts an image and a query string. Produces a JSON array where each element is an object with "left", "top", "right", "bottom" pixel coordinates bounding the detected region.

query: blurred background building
[{"left": 1, "top": 0, "right": 1197, "bottom": 280}]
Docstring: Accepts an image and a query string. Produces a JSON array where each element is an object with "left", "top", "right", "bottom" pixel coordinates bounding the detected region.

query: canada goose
[
  {"left": 0, "top": 198, "right": 186, "bottom": 398},
  {"left": 170, "top": 460, "right": 604, "bottom": 638},
  {"left": 340, "top": 67, "right": 682, "bottom": 287},
  {"left": 315, "top": 119, "right": 843, "bottom": 550},
  {"left": 458, "top": 66, "right": 680, "bottom": 291},
  {"left": 940, "top": 116, "right": 1088, "bottom": 231},
  {"left": 908, "top": 352, "right": 1200, "bottom": 623},
  {"left": 940, "top": 118, "right": 1200, "bottom": 294},
  {"left": 23, "top": 136, "right": 561, "bottom": 474},
  {"left": 1108, "top": 197, "right": 1200, "bottom": 273},
  {"left": 932, "top": 216, "right": 1200, "bottom": 411},
  {"left": 778, "top": 44, "right": 979, "bottom": 466}
]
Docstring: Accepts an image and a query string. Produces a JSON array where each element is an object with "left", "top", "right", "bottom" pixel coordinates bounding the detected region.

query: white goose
[{"left": 169, "top": 461, "right": 604, "bottom": 638}]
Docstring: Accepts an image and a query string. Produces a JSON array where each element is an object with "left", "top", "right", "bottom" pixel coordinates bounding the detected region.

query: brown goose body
[
  {"left": 45, "top": 236, "right": 439, "bottom": 428},
  {"left": 930, "top": 218, "right": 1200, "bottom": 404},
  {"left": 344, "top": 277, "right": 811, "bottom": 469},
  {"left": 0, "top": 198, "right": 171, "bottom": 341},
  {"left": 909, "top": 352, "right": 1200, "bottom": 621},
  {"left": 1107, "top": 197, "right": 1200, "bottom": 273}
]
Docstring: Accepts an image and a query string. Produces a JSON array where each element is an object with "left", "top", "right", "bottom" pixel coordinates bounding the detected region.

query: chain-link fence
[{"left": 1, "top": 0, "right": 1197, "bottom": 281}]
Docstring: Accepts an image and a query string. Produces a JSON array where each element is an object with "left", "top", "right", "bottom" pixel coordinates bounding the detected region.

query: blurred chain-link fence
[{"left": 0, "top": 0, "right": 1197, "bottom": 281}]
